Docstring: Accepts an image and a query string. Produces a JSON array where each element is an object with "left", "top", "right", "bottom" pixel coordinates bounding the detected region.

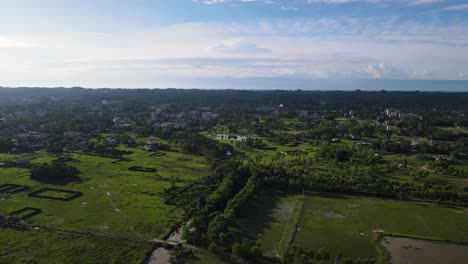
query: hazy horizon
[{"left": 1, "top": 79, "right": 468, "bottom": 92}]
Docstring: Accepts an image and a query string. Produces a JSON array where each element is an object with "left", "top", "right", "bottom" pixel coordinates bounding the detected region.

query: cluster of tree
[
  {"left": 231, "top": 238, "right": 263, "bottom": 258},
  {"left": 182, "top": 162, "right": 250, "bottom": 245},
  {"left": 170, "top": 132, "right": 234, "bottom": 168},
  {"left": 86, "top": 139, "right": 127, "bottom": 157},
  {"left": 30, "top": 162, "right": 80, "bottom": 184},
  {"left": 207, "top": 173, "right": 259, "bottom": 244},
  {"left": 318, "top": 144, "right": 382, "bottom": 165},
  {"left": 410, "top": 169, "right": 430, "bottom": 181},
  {"left": 261, "top": 160, "right": 468, "bottom": 204},
  {"left": 169, "top": 244, "right": 195, "bottom": 264},
  {"left": 305, "top": 122, "right": 339, "bottom": 141},
  {"left": 284, "top": 245, "right": 330, "bottom": 264},
  {"left": 236, "top": 137, "right": 268, "bottom": 150},
  {"left": 284, "top": 245, "right": 375, "bottom": 264}
]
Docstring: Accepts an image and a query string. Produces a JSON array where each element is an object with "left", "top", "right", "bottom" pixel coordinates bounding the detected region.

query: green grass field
[
  {"left": 227, "top": 189, "right": 303, "bottom": 257},
  {"left": 229, "top": 190, "right": 468, "bottom": 260},
  {"left": 0, "top": 228, "right": 151, "bottom": 264},
  {"left": 0, "top": 147, "right": 210, "bottom": 238},
  {"left": 294, "top": 193, "right": 468, "bottom": 259}
]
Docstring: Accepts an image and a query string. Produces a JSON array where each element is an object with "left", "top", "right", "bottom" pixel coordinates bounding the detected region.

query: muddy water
[
  {"left": 166, "top": 228, "right": 186, "bottom": 243},
  {"left": 381, "top": 236, "right": 468, "bottom": 264},
  {"left": 148, "top": 248, "right": 170, "bottom": 264},
  {"left": 147, "top": 227, "right": 186, "bottom": 264}
]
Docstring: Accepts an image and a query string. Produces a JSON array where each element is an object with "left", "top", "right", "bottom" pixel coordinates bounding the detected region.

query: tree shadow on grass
[
  {"left": 308, "top": 191, "right": 350, "bottom": 200},
  {"left": 227, "top": 189, "right": 287, "bottom": 243},
  {"left": 31, "top": 176, "right": 82, "bottom": 186}
]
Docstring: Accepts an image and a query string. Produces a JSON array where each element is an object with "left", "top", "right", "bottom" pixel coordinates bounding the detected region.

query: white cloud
[
  {"left": 211, "top": 39, "right": 270, "bottom": 54},
  {"left": 195, "top": 0, "right": 448, "bottom": 6},
  {"left": 367, "top": 63, "right": 407, "bottom": 79},
  {"left": 306, "top": 0, "right": 382, "bottom": 4},
  {"left": 408, "top": 0, "right": 446, "bottom": 5},
  {"left": 0, "top": 37, "right": 36, "bottom": 48},
  {"left": 306, "top": 0, "right": 448, "bottom": 4},
  {"left": 1, "top": 16, "right": 467, "bottom": 86},
  {"left": 431, "top": 4, "right": 468, "bottom": 12},
  {"left": 459, "top": 72, "right": 467, "bottom": 80},
  {"left": 194, "top": 0, "right": 259, "bottom": 4}
]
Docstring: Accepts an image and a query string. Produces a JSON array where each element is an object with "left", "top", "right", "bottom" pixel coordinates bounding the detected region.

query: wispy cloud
[
  {"left": 0, "top": 1, "right": 466, "bottom": 87},
  {"left": 2, "top": 16, "right": 467, "bottom": 82},
  {"left": 431, "top": 4, "right": 468, "bottom": 12},
  {"left": 408, "top": 0, "right": 447, "bottom": 5},
  {"left": 211, "top": 39, "right": 270, "bottom": 54},
  {"left": 367, "top": 63, "right": 407, "bottom": 79},
  {"left": 194, "top": 0, "right": 260, "bottom": 4},
  {"left": 194, "top": 0, "right": 449, "bottom": 6},
  {"left": 459, "top": 72, "right": 467, "bottom": 80},
  {"left": 0, "top": 37, "right": 36, "bottom": 48}
]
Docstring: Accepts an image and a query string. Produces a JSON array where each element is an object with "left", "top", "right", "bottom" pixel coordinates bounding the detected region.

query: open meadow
[
  {"left": 0, "top": 228, "right": 151, "bottom": 264},
  {"left": 0, "top": 146, "right": 210, "bottom": 238}
]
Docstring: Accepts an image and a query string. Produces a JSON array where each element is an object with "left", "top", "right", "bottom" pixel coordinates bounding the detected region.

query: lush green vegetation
[
  {"left": 0, "top": 146, "right": 210, "bottom": 237},
  {"left": 1, "top": 89, "right": 468, "bottom": 263}
]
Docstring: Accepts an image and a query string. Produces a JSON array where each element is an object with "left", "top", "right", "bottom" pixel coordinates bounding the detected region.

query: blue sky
[{"left": 0, "top": 0, "right": 467, "bottom": 88}]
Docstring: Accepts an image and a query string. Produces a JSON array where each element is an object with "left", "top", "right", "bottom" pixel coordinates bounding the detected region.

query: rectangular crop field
[
  {"left": 293, "top": 193, "right": 468, "bottom": 259},
  {"left": 229, "top": 190, "right": 468, "bottom": 260},
  {"left": 28, "top": 188, "right": 82, "bottom": 201}
]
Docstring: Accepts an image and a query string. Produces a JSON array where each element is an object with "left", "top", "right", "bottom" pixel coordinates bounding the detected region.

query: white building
[
  {"left": 216, "top": 134, "right": 229, "bottom": 140},
  {"left": 235, "top": 136, "right": 248, "bottom": 141},
  {"left": 64, "top": 131, "right": 81, "bottom": 138},
  {"left": 385, "top": 108, "right": 400, "bottom": 119}
]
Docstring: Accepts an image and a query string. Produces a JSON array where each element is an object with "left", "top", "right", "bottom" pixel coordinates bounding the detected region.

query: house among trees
[
  {"left": 174, "top": 121, "right": 186, "bottom": 129},
  {"left": 201, "top": 112, "right": 212, "bottom": 121},
  {"left": 145, "top": 136, "right": 158, "bottom": 151},
  {"left": 385, "top": 108, "right": 400, "bottom": 119},
  {"left": 188, "top": 111, "right": 199, "bottom": 119},
  {"left": 105, "top": 138, "right": 118, "bottom": 146},
  {"left": 235, "top": 135, "right": 247, "bottom": 141},
  {"left": 113, "top": 117, "right": 133, "bottom": 128},
  {"left": 150, "top": 111, "right": 158, "bottom": 120},
  {"left": 152, "top": 122, "right": 162, "bottom": 129},
  {"left": 299, "top": 111, "right": 308, "bottom": 118},
  {"left": 64, "top": 131, "right": 81, "bottom": 138}
]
